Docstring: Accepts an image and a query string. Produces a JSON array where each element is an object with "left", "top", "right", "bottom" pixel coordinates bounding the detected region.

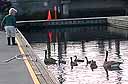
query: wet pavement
[{"left": 0, "top": 31, "right": 34, "bottom": 84}]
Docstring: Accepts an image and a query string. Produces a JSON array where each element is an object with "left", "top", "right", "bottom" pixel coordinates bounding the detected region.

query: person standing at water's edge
[{"left": 1, "top": 8, "right": 17, "bottom": 45}]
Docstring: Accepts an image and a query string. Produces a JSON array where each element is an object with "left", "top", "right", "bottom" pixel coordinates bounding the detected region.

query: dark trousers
[{"left": 7, "top": 37, "right": 16, "bottom": 45}]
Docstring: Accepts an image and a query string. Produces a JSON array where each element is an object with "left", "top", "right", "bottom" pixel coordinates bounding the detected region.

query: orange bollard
[
  {"left": 47, "top": 10, "right": 52, "bottom": 42},
  {"left": 47, "top": 10, "right": 52, "bottom": 20}
]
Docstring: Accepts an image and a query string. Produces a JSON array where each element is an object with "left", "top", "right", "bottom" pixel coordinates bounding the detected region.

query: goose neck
[
  {"left": 105, "top": 51, "right": 108, "bottom": 62},
  {"left": 45, "top": 50, "right": 47, "bottom": 59},
  {"left": 85, "top": 57, "right": 89, "bottom": 62}
]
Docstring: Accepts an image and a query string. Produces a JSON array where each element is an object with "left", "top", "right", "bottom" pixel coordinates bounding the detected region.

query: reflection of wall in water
[
  {"left": 97, "top": 40, "right": 105, "bottom": 54},
  {"left": 22, "top": 25, "right": 128, "bottom": 43},
  {"left": 115, "top": 40, "right": 120, "bottom": 58},
  {"left": 22, "top": 26, "right": 108, "bottom": 43},
  {"left": 108, "top": 40, "right": 112, "bottom": 50},
  {"left": 108, "top": 26, "right": 128, "bottom": 39}
]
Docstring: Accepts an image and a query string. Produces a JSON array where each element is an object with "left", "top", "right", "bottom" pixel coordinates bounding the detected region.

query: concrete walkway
[{"left": 0, "top": 31, "right": 34, "bottom": 84}]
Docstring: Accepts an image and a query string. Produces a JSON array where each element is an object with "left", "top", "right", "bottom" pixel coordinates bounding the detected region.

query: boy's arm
[
  {"left": 0, "top": 17, "right": 6, "bottom": 31},
  {"left": 1, "top": 17, "right": 6, "bottom": 27}
]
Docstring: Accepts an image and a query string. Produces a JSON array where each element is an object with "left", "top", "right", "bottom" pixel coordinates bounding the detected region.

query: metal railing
[{"left": 16, "top": 17, "right": 107, "bottom": 27}]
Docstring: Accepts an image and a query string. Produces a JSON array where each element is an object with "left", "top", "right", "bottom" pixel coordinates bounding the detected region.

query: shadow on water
[
  {"left": 104, "top": 67, "right": 123, "bottom": 82},
  {"left": 30, "top": 25, "right": 128, "bottom": 84},
  {"left": 23, "top": 25, "right": 127, "bottom": 43}
]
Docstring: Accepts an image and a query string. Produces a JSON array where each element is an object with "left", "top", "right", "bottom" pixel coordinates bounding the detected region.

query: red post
[{"left": 47, "top": 10, "right": 52, "bottom": 42}]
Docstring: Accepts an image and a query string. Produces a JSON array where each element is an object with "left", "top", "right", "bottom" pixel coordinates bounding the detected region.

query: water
[
  {"left": 32, "top": 40, "right": 128, "bottom": 84},
  {"left": 29, "top": 25, "right": 128, "bottom": 84}
]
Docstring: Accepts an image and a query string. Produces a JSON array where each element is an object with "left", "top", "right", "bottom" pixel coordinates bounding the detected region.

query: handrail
[{"left": 16, "top": 17, "right": 107, "bottom": 24}]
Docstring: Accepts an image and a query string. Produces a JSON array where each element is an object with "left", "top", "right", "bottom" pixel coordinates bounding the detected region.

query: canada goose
[
  {"left": 103, "top": 51, "right": 122, "bottom": 70},
  {"left": 70, "top": 57, "right": 78, "bottom": 69},
  {"left": 44, "top": 50, "right": 57, "bottom": 65},
  {"left": 90, "top": 60, "right": 98, "bottom": 71},
  {"left": 85, "top": 56, "right": 92, "bottom": 66},
  {"left": 74, "top": 55, "right": 84, "bottom": 62}
]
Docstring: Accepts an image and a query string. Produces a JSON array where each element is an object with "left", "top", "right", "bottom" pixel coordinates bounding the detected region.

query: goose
[
  {"left": 43, "top": 50, "right": 57, "bottom": 65},
  {"left": 70, "top": 57, "right": 78, "bottom": 69},
  {"left": 103, "top": 51, "right": 122, "bottom": 70},
  {"left": 74, "top": 55, "right": 84, "bottom": 62},
  {"left": 90, "top": 60, "right": 98, "bottom": 71}
]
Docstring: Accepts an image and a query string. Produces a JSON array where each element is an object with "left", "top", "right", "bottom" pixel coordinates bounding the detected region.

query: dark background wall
[
  {"left": 69, "top": 0, "right": 126, "bottom": 18},
  {"left": 9, "top": 0, "right": 128, "bottom": 20}
]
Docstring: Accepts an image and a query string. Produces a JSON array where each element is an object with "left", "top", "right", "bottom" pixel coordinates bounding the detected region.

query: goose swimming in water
[
  {"left": 70, "top": 57, "right": 78, "bottom": 69},
  {"left": 74, "top": 55, "right": 84, "bottom": 62},
  {"left": 43, "top": 50, "right": 57, "bottom": 65},
  {"left": 90, "top": 60, "right": 98, "bottom": 71},
  {"left": 103, "top": 51, "right": 123, "bottom": 70}
]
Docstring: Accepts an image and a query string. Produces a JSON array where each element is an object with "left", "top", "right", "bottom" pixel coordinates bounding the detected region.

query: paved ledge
[{"left": 0, "top": 31, "right": 34, "bottom": 84}]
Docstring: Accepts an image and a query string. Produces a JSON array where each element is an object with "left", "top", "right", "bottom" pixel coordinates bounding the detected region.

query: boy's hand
[
  {"left": 0, "top": 27, "right": 5, "bottom": 31},
  {"left": 0, "top": 27, "right": 3, "bottom": 31}
]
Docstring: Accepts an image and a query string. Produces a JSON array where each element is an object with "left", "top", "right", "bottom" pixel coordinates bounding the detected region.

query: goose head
[
  {"left": 70, "top": 57, "right": 73, "bottom": 62},
  {"left": 74, "top": 55, "right": 77, "bottom": 58},
  {"left": 74, "top": 55, "right": 77, "bottom": 61}
]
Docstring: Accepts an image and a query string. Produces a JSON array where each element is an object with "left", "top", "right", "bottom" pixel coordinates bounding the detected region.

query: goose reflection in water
[
  {"left": 104, "top": 67, "right": 122, "bottom": 83},
  {"left": 57, "top": 63, "right": 65, "bottom": 84}
]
